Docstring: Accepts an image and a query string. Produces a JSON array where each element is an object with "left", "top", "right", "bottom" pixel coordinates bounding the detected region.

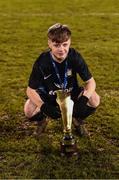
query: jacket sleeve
[
  {"left": 28, "top": 60, "right": 43, "bottom": 89},
  {"left": 73, "top": 50, "right": 92, "bottom": 81}
]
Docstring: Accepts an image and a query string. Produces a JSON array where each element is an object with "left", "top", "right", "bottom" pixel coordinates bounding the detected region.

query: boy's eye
[
  {"left": 63, "top": 43, "right": 68, "bottom": 47},
  {"left": 53, "top": 43, "right": 68, "bottom": 48}
]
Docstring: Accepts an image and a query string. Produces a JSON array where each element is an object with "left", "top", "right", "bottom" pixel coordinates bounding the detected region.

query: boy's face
[{"left": 48, "top": 39, "right": 71, "bottom": 61}]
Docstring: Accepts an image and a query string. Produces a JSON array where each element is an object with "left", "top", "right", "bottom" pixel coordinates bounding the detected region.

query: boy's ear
[
  {"left": 48, "top": 40, "right": 50, "bottom": 46},
  {"left": 48, "top": 39, "right": 51, "bottom": 47}
]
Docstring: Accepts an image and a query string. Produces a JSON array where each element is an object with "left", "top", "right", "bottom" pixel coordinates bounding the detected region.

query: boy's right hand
[{"left": 41, "top": 103, "right": 61, "bottom": 119}]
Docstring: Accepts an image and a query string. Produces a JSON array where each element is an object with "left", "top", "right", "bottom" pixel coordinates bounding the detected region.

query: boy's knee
[
  {"left": 88, "top": 92, "right": 100, "bottom": 108},
  {"left": 95, "top": 94, "right": 100, "bottom": 107},
  {"left": 24, "top": 107, "right": 32, "bottom": 118},
  {"left": 24, "top": 101, "right": 33, "bottom": 118}
]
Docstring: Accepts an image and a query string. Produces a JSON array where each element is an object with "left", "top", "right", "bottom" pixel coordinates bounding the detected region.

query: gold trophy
[{"left": 56, "top": 90, "right": 78, "bottom": 157}]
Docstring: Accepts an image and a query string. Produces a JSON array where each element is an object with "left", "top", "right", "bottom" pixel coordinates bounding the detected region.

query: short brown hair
[{"left": 47, "top": 23, "right": 71, "bottom": 43}]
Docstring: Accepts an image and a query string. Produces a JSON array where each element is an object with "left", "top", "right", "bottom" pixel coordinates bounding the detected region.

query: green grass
[{"left": 0, "top": 0, "right": 119, "bottom": 179}]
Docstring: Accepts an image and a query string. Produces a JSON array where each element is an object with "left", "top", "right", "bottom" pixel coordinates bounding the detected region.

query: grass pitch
[{"left": 0, "top": 0, "right": 119, "bottom": 178}]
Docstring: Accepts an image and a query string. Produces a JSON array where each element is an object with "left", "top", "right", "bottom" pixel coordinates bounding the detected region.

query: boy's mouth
[{"left": 58, "top": 53, "right": 64, "bottom": 56}]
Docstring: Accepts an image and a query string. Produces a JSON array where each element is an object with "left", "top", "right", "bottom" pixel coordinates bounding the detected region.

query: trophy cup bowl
[{"left": 56, "top": 90, "right": 78, "bottom": 157}]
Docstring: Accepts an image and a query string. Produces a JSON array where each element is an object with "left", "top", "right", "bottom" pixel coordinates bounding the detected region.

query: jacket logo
[{"left": 44, "top": 74, "right": 52, "bottom": 80}]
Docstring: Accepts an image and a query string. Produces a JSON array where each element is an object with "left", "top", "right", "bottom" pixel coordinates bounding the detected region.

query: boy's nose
[{"left": 59, "top": 45, "right": 64, "bottom": 51}]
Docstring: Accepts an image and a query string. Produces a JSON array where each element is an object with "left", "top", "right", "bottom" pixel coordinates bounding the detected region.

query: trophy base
[{"left": 60, "top": 134, "right": 78, "bottom": 157}]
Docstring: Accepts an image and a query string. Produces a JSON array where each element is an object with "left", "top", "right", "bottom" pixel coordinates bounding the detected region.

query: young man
[{"left": 24, "top": 23, "right": 100, "bottom": 136}]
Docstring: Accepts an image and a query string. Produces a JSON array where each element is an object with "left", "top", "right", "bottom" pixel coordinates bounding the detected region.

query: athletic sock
[{"left": 29, "top": 111, "right": 46, "bottom": 122}]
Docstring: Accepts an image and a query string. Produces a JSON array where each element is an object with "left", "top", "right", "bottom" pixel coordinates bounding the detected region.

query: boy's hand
[
  {"left": 41, "top": 103, "right": 61, "bottom": 119},
  {"left": 73, "top": 95, "right": 89, "bottom": 118}
]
